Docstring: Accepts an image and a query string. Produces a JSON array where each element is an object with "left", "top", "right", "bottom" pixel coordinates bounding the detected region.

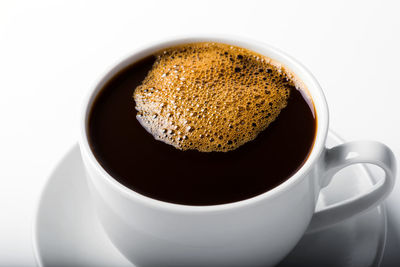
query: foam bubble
[{"left": 134, "top": 42, "right": 298, "bottom": 152}]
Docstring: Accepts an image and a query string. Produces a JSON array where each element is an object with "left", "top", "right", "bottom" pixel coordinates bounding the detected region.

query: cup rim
[{"left": 79, "top": 34, "right": 329, "bottom": 212}]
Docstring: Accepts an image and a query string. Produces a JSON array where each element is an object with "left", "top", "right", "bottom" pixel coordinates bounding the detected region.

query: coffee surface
[
  {"left": 134, "top": 43, "right": 294, "bottom": 152},
  {"left": 88, "top": 43, "right": 316, "bottom": 206}
]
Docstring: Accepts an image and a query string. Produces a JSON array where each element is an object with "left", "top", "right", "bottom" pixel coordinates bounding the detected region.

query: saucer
[{"left": 33, "top": 131, "right": 386, "bottom": 267}]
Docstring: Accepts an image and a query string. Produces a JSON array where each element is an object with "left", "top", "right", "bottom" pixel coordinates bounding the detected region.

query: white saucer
[{"left": 33, "top": 131, "right": 386, "bottom": 267}]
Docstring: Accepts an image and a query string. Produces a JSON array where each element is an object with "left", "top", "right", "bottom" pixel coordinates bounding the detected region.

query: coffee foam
[{"left": 134, "top": 42, "right": 299, "bottom": 152}]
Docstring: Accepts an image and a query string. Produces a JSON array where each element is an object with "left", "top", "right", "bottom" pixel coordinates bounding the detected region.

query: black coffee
[{"left": 88, "top": 43, "right": 316, "bottom": 206}]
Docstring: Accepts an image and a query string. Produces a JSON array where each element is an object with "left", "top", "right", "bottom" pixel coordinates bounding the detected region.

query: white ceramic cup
[{"left": 79, "top": 36, "right": 397, "bottom": 267}]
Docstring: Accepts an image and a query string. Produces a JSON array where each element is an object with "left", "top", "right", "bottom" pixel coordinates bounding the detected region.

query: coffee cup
[{"left": 79, "top": 35, "right": 396, "bottom": 266}]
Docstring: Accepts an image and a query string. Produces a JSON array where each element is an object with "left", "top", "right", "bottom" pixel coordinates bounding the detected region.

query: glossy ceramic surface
[{"left": 34, "top": 132, "right": 386, "bottom": 267}]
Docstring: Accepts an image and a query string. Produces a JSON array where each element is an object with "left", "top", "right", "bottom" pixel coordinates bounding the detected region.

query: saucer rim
[
  {"left": 32, "top": 144, "right": 80, "bottom": 267},
  {"left": 32, "top": 130, "right": 387, "bottom": 267},
  {"left": 362, "top": 165, "right": 387, "bottom": 267}
]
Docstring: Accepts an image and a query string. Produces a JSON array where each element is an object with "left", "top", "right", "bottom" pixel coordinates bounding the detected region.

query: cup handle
[{"left": 307, "top": 141, "right": 397, "bottom": 233}]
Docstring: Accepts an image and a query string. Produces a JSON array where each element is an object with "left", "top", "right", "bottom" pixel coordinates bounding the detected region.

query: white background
[{"left": 1, "top": 0, "right": 400, "bottom": 266}]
